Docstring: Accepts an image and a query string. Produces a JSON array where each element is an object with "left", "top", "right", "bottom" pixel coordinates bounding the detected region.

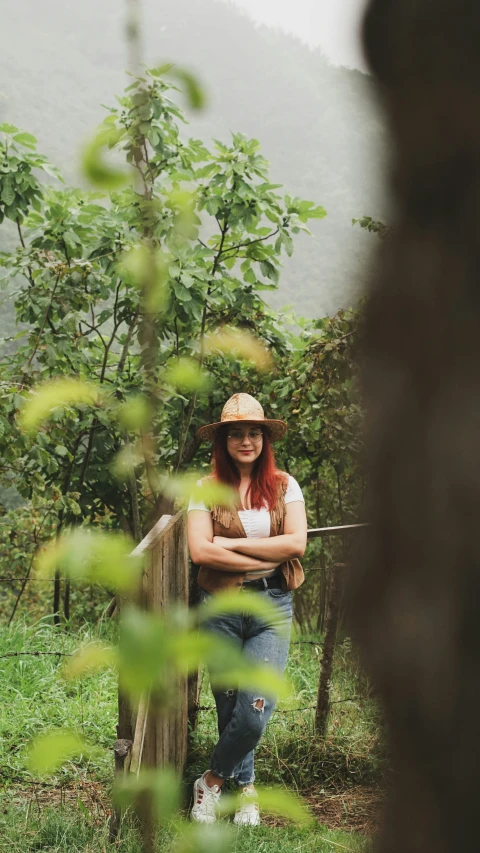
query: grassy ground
[
  {"left": 0, "top": 617, "right": 383, "bottom": 850},
  {"left": 0, "top": 804, "right": 371, "bottom": 853}
]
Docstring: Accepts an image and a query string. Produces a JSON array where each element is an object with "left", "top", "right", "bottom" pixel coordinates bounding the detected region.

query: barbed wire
[
  {"left": 196, "top": 696, "right": 366, "bottom": 714},
  {"left": 0, "top": 651, "right": 72, "bottom": 659},
  {"left": 0, "top": 567, "right": 333, "bottom": 585}
]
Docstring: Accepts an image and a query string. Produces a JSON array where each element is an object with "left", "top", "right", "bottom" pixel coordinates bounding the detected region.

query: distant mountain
[{"left": 0, "top": 0, "right": 388, "bottom": 326}]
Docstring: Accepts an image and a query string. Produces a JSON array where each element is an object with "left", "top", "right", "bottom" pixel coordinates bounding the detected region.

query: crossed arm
[{"left": 187, "top": 501, "right": 307, "bottom": 573}]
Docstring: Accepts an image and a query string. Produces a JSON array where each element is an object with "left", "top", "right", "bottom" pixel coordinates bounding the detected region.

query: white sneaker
[
  {"left": 233, "top": 787, "right": 261, "bottom": 826},
  {"left": 191, "top": 772, "right": 221, "bottom": 823}
]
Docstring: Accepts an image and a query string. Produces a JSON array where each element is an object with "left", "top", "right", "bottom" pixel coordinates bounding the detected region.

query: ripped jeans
[{"left": 199, "top": 584, "right": 293, "bottom": 787}]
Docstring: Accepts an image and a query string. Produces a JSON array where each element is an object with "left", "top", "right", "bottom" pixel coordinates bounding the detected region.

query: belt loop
[{"left": 262, "top": 577, "right": 268, "bottom": 591}]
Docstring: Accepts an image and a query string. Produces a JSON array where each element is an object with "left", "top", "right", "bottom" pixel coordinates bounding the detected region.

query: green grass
[
  {"left": 0, "top": 620, "right": 382, "bottom": 791},
  {"left": 0, "top": 619, "right": 382, "bottom": 850},
  {"left": 189, "top": 636, "right": 383, "bottom": 792},
  {"left": 0, "top": 618, "right": 118, "bottom": 785},
  {"left": 0, "top": 803, "right": 371, "bottom": 853}
]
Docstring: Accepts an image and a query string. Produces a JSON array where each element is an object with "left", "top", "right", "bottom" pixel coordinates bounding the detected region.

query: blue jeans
[{"left": 199, "top": 584, "right": 293, "bottom": 786}]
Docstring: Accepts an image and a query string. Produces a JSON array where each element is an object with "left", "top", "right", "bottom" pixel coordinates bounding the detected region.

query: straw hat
[{"left": 197, "top": 393, "right": 287, "bottom": 442}]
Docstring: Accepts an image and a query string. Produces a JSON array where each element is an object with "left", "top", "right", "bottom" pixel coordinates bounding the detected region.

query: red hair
[{"left": 212, "top": 425, "right": 281, "bottom": 511}]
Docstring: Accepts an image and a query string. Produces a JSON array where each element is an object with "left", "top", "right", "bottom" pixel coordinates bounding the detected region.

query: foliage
[
  {"left": 0, "top": 123, "right": 61, "bottom": 225},
  {"left": 352, "top": 216, "right": 392, "bottom": 240},
  {"left": 0, "top": 64, "right": 367, "bottom": 851},
  {"left": 0, "top": 68, "right": 325, "bottom": 560},
  {"left": 0, "top": 620, "right": 382, "bottom": 790},
  {"left": 0, "top": 803, "right": 370, "bottom": 853}
]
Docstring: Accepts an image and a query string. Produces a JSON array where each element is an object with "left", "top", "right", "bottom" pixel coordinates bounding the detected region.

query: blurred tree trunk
[{"left": 349, "top": 2, "right": 480, "bottom": 851}]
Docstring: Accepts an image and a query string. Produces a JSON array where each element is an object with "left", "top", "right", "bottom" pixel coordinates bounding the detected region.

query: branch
[
  {"left": 7, "top": 507, "right": 55, "bottom": 625},
  {"left": 117, "top": 311, "right": 139, "bottom": 376},
  {"left": 16, "top": 220, "right": 26, "bottom": 248},
  {"left": 220, "top": 227, "right": 280, "bottom": 262},
  {"left": 16, "top": 219, "right": 38, "bottom": 289},
  {"left": 175, "top": 219, "right": 229, "bottom": 470},
  {"left": 25, "top": 274, "right": 61, "bottom": 368}
]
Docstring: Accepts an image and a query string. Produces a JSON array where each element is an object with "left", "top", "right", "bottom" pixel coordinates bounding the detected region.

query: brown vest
[{"left": 196, "top": 473, "right": 305, "bottom": 594}]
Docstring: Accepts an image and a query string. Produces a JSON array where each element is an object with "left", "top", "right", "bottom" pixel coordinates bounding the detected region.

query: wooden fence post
[{"left": 110, "top": 511, "right": 190, "bottom": 842}]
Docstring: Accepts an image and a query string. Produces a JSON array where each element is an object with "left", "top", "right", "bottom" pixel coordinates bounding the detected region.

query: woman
[{"left": 187, "top": 393, "right": 307, "bottom": 826}]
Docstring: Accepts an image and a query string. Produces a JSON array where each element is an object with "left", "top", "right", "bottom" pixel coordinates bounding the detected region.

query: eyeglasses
[{"left": 227, "top": 429, "right": 264, "bottom": 444}]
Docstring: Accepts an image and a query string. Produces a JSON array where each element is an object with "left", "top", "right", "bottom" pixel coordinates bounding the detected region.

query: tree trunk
[
  {"left": 64, "top": 580, "right": 70, "bottom": 622},
  {"left": 53, "top": 570, "right": 61, "bottom": 626},
  {"left": 315, "top": 563, "right": 345, "bottom": 737}
]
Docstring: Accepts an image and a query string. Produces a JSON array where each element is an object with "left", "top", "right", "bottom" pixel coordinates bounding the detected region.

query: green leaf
[
  {"left": 120, "top": 245, "right": 167, "bottom": 313},
  {"left": 171, "top": 823, "right": 233, "bottom": 853},
  {"left": 119, "top": 608, "right": 166, "bottom": 697},
  {"left": 0, "top": 123, "right": 19, "bottom": 134},
  {"left": 117, "top": 395, "right": 153, "bottom": 432},
  {"left": 63, "top": 643, "right": 118, "bottom": 680},
  {"left": 1, "top": 175, "right": 15, "bottom": 206},
  {"left": 308, "top": 205, "right": 327, "bottom": 219},
  {"left": 35, "top": 529, "right": 143, "bottom": 593},
  {"left": 82, "top": 126, "right": 130, "bottom": 189},
  {"left": 168, "top": 68, "right": 206, "bottom": 110},
  {"left": 13, "top": 132, "right": 38, "bottom": 149},
  {"left": 114, "top": 767, "right": 181, "bottom": 822},
  {"left": 19, "top": 379, "right": 102, "bottom": 434},
  {"left": 164, "top": 358, "right": 211, "bottom": 393},
  {"left": 219, "top": 786, "right": 312, "bottom": 825},
  {"left": 243, "top": 268, "right": 256, "bottom": 285},
  {"left": 28, "top": 730, "right": 87, "bottom": 776},
  {"left": 199, "top": 589, "right": 290, "bottom": 638},
  {"left": 282, "top": 232, "right": 294, "bottom": 257},
  {"left": 204, "top": 328, "right": 272, "bottom": 371},
  {"left": 163, "top": 474, "right": 236, "bottom": 509}
]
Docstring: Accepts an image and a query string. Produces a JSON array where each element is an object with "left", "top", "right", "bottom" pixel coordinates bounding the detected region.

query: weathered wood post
[{"left": 110, "top": 511, "right": 190, "bottom": 840}]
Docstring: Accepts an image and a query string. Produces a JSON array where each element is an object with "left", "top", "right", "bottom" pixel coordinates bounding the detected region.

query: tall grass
[
  {"left": 0, "top": 618, "right": 117, "bottom": 785},
  {"left": 0, "top": 619, "right": 384, "bottom": 792},
  {"left": 0, "top": 804, "right": 370, "bottom": 853},
  {"left": 189, "top": 635, "right": 383, "bottom": 792}
]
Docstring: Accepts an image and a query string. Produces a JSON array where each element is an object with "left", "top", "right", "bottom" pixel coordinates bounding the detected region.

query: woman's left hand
[{"left": 213, "top": 536, "right": 239, "bottom": 551}]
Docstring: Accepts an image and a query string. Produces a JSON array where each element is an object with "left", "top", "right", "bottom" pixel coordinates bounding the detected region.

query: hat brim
[{"left": 197, "top": 417, "right": 287, "bottom": 443}]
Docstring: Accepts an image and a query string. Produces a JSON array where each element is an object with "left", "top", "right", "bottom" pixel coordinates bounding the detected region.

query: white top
[{"left": 188, "top": 475, "right": 305, "bottom": 580}]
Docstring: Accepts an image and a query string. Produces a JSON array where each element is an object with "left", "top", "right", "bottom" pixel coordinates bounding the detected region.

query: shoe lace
[
  {"left": 237, "top": 789, "right": 259, "bottom": 813},
  {"left": 199, "top": 781, "right": 220, "bottom": 816}
]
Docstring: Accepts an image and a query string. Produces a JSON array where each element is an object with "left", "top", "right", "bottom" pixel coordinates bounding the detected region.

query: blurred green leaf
[
  {"left": 171, "top": 823, "right": 232, "bottom": 853},
  {"left": 82, "top": 126, "right": 129, "bottom": 189},
  {"left": 169, "top": 68, "right": 206, "bottom": 110},
  {"left": 13, "top": 132, "right": 38, "bottom": 149},
  {"left": 35, "top": 529, "right": 142, "bottom": 592},
  {"left": 111, "top": 443, "right": 144, "bottom": 481},
  {"left": 63, "top": 642, "right": 118, "bottom": 680},
  {"left": 117, "top": 395, "right": 154, "bottom": 432},
  {"left": 114, "top": 767, "right": 181, "bottom": 822},
  {"left": 120, "top": 244, "right": 167, "bottom": 313},
  {"left": 165, "top": 358, "right": 211, "bottom": 393},
  {"left": 119, "top": 608, "right": 167, "bottom": 699},
  {"left": 199, "top": 588, "right": 290, "bottom": 637},
  {"left": 210, "top": 659, "right": 289, "bottom": 699},
  {"left": 219, "top": 786, "right": 312, "bottom": 825},
  {"left": 19, "top": 379, "right": 102, "bottom": 434},
  {"left": 150, "top": 64, "right": 206, "bottom": 110},
  {"left": 0, "top": 123, "right": 19, "bottom": 134},
  {"left": 204, "top": 327, "right": 272, "bottom": 371},
  {"left": 28, "top": 730, "right": 87, "bottom": 776},
  {"left": 163, "top": 474, "right": 236, "bottom": 509}
]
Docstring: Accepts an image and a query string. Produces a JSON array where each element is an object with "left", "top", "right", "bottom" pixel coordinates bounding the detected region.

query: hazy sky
[{"left": 224, "top": 0, "right": 368, "bottom": 70}]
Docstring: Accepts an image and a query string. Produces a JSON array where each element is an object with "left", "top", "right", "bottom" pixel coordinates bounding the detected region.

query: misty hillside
[{"left": 0, "top": 0, "right": 388, "bottom": 324}]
